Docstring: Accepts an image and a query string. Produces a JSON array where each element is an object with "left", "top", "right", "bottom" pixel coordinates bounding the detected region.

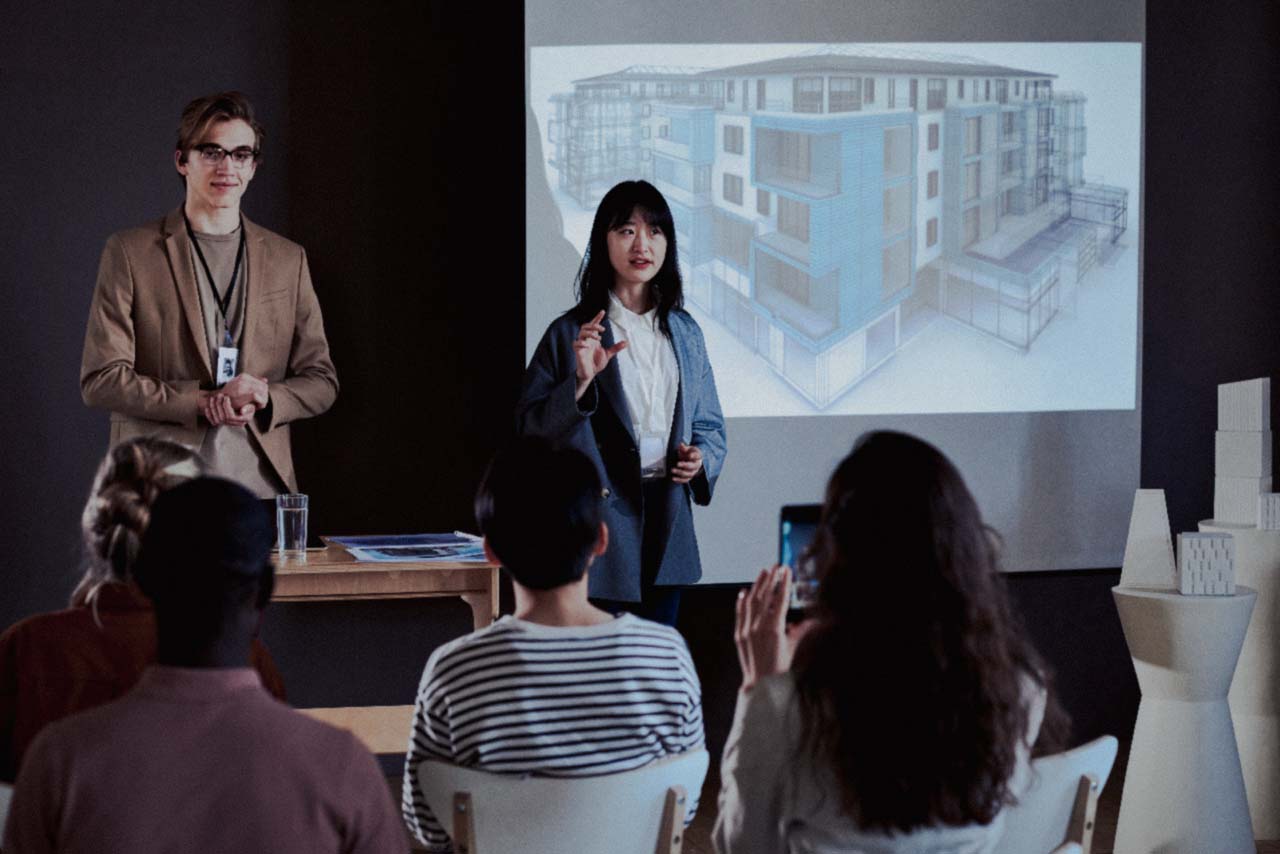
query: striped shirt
[{"left": 400, "top": 614, "right": 704, "bottom": 850}]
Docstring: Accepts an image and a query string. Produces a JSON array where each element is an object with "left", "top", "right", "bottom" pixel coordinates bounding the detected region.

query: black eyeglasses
[{"left": 192, "top": 143, "right": 259, "bottom": 167}]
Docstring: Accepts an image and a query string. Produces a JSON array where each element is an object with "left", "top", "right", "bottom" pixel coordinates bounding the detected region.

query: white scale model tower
[{"left": 1215, "top": 377, "right": 1272, "bottom": 524}]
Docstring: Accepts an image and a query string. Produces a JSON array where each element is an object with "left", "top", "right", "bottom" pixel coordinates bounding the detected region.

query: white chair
[
  {"left": 994, "top": 735, "right": 1119, "bottom": 854},
  {"left": 416, "top": 749, "right": 709, "bottom": 854}
]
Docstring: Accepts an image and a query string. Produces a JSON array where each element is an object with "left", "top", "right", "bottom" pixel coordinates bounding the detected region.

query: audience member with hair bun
[
  {"left": 714, "top": 430, "right": 1069, "bottom": 854},
  {"left": 0, "top": 437, "right": 285, "bottom": 782},
  {"left": 4, "top": 477, "right": 406, "bottom": 853}
]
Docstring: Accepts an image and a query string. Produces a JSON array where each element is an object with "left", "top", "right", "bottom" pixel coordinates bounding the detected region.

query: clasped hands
[
  {"left": 201, "top": 373, "right": 268, "bottom": 427},
  {"left": 574, "top": 311, "right": 703, "bottom": 483}
]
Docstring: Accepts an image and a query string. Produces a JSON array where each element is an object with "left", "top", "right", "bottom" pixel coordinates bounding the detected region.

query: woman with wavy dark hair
[
  {"left": 0, "top": 437, "right": 286, "bottom": 782},
  {"left": 714, "top": 430, "right": 1066, "bottom": 853},
  {"left": 517, "top": 180, "right": 726, "bottom": 625}
]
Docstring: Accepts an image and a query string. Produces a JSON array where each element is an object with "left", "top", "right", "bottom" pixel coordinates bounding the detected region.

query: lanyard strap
[{"left": 183, "top": 213, "right": 245, "bottom": 344}]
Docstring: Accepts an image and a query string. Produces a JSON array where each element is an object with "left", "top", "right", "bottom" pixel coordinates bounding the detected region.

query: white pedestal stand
[
  {"left": 1201, "top": 521, "right": 1280, "bottom": 839},
  {"left": 1112, "top": 585, "right": 1256, "bottom": 854}
]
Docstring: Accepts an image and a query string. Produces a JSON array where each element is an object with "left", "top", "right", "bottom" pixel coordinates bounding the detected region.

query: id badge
[
  {"left": 216, "top": 346, "right": 239, "bottom": 386},
  {"left": 640, "top": 435, "right": 665, "bottom": 468}
]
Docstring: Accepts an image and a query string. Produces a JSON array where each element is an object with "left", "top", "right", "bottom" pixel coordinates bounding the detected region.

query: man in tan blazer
[{"left": 81, "top": 92, "right": 337, "bottom": 496}]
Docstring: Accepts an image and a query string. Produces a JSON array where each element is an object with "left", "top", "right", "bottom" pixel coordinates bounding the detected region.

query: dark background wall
[{"left": 2, "top": 0, "right": 1277, "bottom": 756}]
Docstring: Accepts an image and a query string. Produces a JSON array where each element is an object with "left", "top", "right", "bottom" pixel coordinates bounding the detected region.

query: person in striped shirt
[{"left": 401, "top": 437, "right": 705, "bottom": 850}]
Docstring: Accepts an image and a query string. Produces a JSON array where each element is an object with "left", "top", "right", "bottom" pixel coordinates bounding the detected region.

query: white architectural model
[
  {"left": 1218, "top": 378, "right": 1270, "bottom": 433},
  {"left": 1258, "top": 494, "right": 1280, "bottom": 531},
  {"left": 1177, "top": 532, "right": 1235, "bottom": 595},
  {"left": 1214, "top": 378, "right": 1272, "bottom": 524},
  {"left": 1119, "top": 488, "right": 1177, "bottom": 589}
]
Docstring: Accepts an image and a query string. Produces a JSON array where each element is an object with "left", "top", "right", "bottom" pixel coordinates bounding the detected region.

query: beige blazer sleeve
[
  {"left": 80, "top": 233, "right": 203, "bottom": 428},
  {"left": 259, "top": 248, "right": 338, "bottom": 430}
]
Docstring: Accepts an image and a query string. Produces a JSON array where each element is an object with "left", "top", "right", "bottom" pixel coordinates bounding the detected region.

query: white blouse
[{"left": 607, "top": 291, "right": 679, "bottom": 478}]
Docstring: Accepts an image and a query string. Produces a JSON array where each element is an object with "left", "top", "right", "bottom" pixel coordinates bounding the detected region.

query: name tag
[
  {"left": 216, "top": 346, "right": 239, "bottom": 386},
  {"left": 640, "top": 435, "right": 665, "bottom": 466}
]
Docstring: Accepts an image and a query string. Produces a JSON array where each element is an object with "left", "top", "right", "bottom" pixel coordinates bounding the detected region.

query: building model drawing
[
  {"left": 531, "top": 44, "right": 1140, "bottom": 415},
  {"left": 1214, "top": 378, "right": 1272, "bottom": 524},
  {"left": 1177, "top": 532, "right": 1235, "bottom": 595}
]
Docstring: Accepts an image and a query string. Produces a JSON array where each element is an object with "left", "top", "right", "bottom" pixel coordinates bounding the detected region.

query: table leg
[{"left": 461, "top": 567, "right": 500, "bottom": 630}]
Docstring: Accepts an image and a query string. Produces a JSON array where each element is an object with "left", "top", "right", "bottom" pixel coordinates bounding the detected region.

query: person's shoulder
[
  {"left": 242, "top": 214, "right": 303, "bottom": 254},
  {"left": 425, "top": 618, "right": 523, "bottom": 672},
  {"left": 614, "top": 614, "right": 693, "bottom": 650},
  {"left": 0, "top": 605, "right": 96, "bottom": 651},
  {"left": 667, "top": 308, "right": 707, "bottom": 342},
  {"left": 106, "top": 213, "right": 171, "bottom": 249},
  {"left": 546, "top": 309, "right": 584, "bottom": 336}
]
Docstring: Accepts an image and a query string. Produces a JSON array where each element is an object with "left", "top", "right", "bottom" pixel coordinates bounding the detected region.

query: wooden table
[
  {"left": 273, "top": 543, "right": 501, "bottom": 754},
  {"left": 272, "top": 543, "right": 500, "bottom": 630}
]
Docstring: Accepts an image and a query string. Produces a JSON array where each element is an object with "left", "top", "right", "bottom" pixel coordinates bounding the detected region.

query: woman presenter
[{"left": 517, "top": 180, "right": 726, "bottom": 626}]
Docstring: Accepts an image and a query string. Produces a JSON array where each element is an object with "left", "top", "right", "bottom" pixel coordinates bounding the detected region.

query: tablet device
[{"left": 779, "top": 504, "right": 821, "bottom": 610}]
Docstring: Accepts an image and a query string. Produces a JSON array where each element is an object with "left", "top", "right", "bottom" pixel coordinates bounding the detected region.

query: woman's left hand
[
  {"left": 670, "top": 443, "right": 703, "bottom": 484},
  {"left": 734, "top": 565, "right": 792, "bottom": 691}
]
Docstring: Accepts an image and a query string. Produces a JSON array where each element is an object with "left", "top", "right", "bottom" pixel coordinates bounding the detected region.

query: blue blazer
[{"left": 516, "top": 308, "right": 727, "bottom": 601}]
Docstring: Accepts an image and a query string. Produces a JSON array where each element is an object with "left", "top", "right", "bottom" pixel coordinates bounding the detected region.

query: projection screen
[{"left": 525, "top": 0, "right": 1144, "bottom": 581}]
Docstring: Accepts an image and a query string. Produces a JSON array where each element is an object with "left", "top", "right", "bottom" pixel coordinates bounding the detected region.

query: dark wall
[
  {"left": 2, "top": 0, "right": 1278, "bottom": 756},
  {"left": 1142, "top": 1, "right": 1280, "bottom": 531}
]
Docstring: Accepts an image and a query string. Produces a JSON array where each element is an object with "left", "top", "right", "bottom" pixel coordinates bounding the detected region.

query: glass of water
[{"left": 276, "top": 493, "right": 309, "bottom": 558}]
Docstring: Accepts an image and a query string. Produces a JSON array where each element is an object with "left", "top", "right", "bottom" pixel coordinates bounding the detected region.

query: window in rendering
[
  {"left": 795, "top": 77, "right": 824, "bottom": 113},
  {"left": 724, "top": 124, "right": 744, "bottom": 154},
  {"left": 757, "top": 188, "right": 771, "bottom": 216},
  {"left": 694, "top": 165, "right": 712, "bottom": 194},
  {"left": 884, "top": 126, "right": 912, "bottom": 178},
  {"left": 757, "top": 79, "right": 767, "bottom": 110},
  {"left": 926, "top": 217, "right": 938, "bottom": 247},
  {"left": 927, "top": 122, "right": 939, "bottom": 151},
  {"left": 963, "top": 205, "right": 981, "bottom": 246},
  {"left": 926, "top": 78, "right": 946, "bottom": 110},
  {"left": 965, "top": 117, "right": 981, "bottom": 156},
  {"left": 864, "top": 77, "right": 875, "bottom": 104},
  {"left": 714, "top": 209, "right": 753, "bottom": 270},
  {"left": 883, "top": 183, "right": 911, "bottom": 236},
  {"left": 964, "top": 162, "right": 980, "bottom": 201},
  {"left": 829, "top": 76, "right": 861, "bottom": 112},
  {"left": 927, "top": 169, "right": 939, "bottom": 199},
  {"left": 1002, "top": 111, "right": 1016, "bottom": 141},
  {"left": 882, "top": 238, "right": 910, "bottom": 299},
  {"left": 778, "top": 195, "right": 810, "bottom": 243},
  {"left": 724, "top": 172, "right": 744, "bottom": 205}
]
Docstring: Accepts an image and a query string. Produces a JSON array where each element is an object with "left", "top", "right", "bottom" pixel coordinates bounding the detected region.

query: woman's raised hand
[
  {"left": 734, "top": 565, "right": 793, "bottom": 691},
  {"left": 574, "top": 310, "right": 627, "bottom": 399}
]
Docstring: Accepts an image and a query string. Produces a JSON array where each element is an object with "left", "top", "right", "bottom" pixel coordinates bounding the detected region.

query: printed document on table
[{"left": 328, "top": 533, "right": 487, "bottom": 562}]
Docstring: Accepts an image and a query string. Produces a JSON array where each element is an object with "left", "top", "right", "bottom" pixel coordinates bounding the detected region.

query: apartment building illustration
[{"left": 545, "top": 47, "right": 1129, "bottom": 409}]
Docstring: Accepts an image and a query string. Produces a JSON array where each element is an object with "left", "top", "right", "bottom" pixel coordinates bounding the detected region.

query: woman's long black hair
[
  {"left": 792, "top": 430, "right": 1068, "bottom": 833},
  {"left": 570, "top": 180, "right": 684, "bottom": 335}
]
